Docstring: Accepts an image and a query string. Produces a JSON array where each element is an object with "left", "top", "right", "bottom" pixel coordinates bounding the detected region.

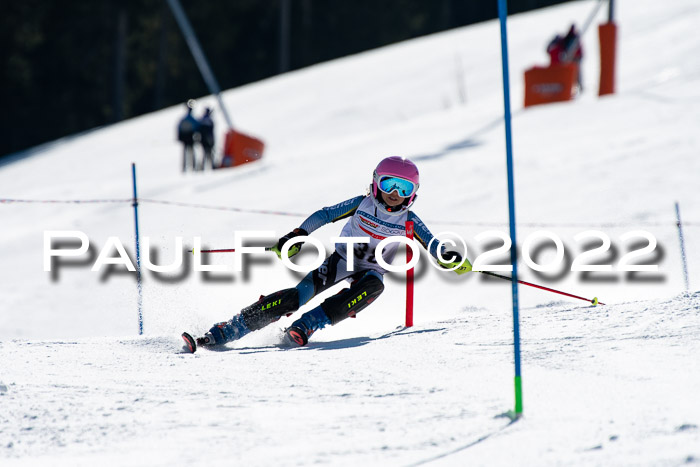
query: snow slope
[{"left": 2, "top": 0, "right": 699, "bottom": 465}]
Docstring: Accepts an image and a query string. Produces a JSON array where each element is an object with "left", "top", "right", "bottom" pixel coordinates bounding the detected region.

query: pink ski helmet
[{"left": 371, "top": 156, "right": 420, "bottom": 214}]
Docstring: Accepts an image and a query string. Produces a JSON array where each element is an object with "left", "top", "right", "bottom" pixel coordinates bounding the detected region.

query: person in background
[
  {"left": 562, "top": 24, "right": 583, "bottom": 91},
  {"left": 177, "top": 101, "right": 199, "bottom": 172},
  {"left": 546, "top": 24, "right": 584, "bottom": 91},
  {"left": 198, "top": 107, "right": 215, "bottom": 170},
  {"left": 547, "top": 34, "right": 565, "bottom": 65}
]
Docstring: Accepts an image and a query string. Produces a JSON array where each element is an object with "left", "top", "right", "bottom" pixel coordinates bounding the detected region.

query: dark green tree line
[{"left": 1, "top": 0, "right": 571, "bottom": 157}]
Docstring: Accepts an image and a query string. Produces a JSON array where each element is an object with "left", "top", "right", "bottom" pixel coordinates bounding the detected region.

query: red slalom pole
[
  {"left": 405, "top": 221, "right": 415, "bottom": 327},
  {"left": 479, "top": 271, "right": 604, "bottom": 306}
]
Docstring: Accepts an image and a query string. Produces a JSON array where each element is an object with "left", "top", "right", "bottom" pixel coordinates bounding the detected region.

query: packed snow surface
[{"left": 1, "top": 0, "right": 699, "bottom": 465}]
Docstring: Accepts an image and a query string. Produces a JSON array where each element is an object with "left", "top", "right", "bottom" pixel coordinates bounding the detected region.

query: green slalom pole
[{"left": 497, "top": 0, "right": 523, "bottom": 419}]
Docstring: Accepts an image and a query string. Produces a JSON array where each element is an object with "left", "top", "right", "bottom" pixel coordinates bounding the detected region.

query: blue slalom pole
[
  {"left": 497, "top": 0, "right": 523, "bottom": 418},
  {"left": 675, "top": 202, "right": 690, "bottom": 293},
  {"left": 131, "top": 163, "right": 144, "bottom": 335}
]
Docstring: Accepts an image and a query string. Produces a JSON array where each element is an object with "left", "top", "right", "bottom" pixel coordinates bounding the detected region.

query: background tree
[{"left": 1, "top": 0, "right": 571, "bottom": 158}]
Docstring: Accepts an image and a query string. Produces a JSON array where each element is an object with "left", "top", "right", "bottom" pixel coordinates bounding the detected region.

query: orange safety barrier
[
  {"left": 523, "top": 63, "right": 578, "bottom": 108},
  {"left": 598, "top": 22, "right": 617, "bottom": 96},
  {"left": 219, "top": 129, "right": 265, "bottom": 168}
]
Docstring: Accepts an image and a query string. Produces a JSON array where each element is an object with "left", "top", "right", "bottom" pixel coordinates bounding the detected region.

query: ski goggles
[{"left": 376, "top": 175, "right": 417, "bottom": 197}]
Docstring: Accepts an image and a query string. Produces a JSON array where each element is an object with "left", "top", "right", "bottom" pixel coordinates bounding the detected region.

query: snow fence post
[
  {"left": 405, "top": 220, "right": 414, "bottom": 328},
  {"left": 498, "top": 0, "right": 523, "bottom": 419},
  {"left": 131, "top": 163, "right": 144, "bottom": 335},
  {"left": 675, "top": 202, "right": 690, "bottom": 293}
]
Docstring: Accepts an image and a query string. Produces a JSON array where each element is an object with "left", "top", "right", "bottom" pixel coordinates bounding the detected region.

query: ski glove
[
  {"left": 271, "top": 228, "right": 308, "bottom": 259},
  {"left": 437, "top": 251, "right": 472, "bottom": 275}
]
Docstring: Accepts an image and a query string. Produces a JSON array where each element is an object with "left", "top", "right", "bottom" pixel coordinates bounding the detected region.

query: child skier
[{"left": 182, "top": 156, "right": 471, "bottom": 352}]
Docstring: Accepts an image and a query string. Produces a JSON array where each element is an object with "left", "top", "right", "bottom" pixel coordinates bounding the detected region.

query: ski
[{"left": 182, "top": 332, "right": 197, "bottom": 353}]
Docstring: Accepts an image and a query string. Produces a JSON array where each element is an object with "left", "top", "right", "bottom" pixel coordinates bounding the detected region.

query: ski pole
[
  {"left": 478, "top": 271, "right": 604, "bottom": 306},
  {"left": 191, "top": 247, "right": 275, "bottom": 254}
]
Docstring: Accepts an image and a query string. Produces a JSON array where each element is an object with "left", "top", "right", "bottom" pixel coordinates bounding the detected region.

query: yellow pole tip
[{"left": 592, "top": 297, "right": 599, "bottom": 306}]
